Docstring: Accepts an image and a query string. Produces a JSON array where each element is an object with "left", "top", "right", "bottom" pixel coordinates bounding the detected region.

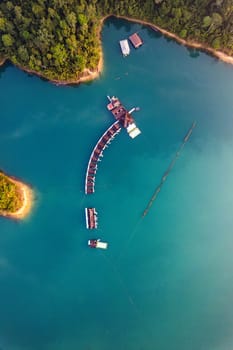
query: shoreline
[
  {"left": 8, "top": 50, "right": 104, "bottom": 86},
  {"left": 0, "top": 17, "right": 104, "bottom": 86},
  {"left": 117, "top": 15, "right": 233, "bottom": 65},
  {"left": 1, "top": 15, "right": 233, "bottom": 85},
  {"left": 0, "top": 173, "right": 34, "bottom": 220},
  {"left": 0, "top": 58, "right": 6, "bottom": 66}
]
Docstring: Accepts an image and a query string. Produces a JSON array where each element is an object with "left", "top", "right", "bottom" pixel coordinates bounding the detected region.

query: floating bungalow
[
  {"left": 85, "top": 208, "right": 98, "bottom": 229},
  {"left": 129, "top": 33, "right": 143, "bottom": 48},
  {"left": 84, "top": 96, "right": 141, "bottom": 195},
  {"left": 119, "top": 39, "right": 130, "bottom": 56},
  {"left": 84, "top": 121, "right": 121, "bottom": 194},
  {"left": 88, "top": 239, "right": 108, "bottom": 249},
  {"left": 107, "top": 96, "right": 141, "bottom": 139}
]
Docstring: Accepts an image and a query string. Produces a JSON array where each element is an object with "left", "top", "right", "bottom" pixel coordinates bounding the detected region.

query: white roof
[
  {"left": 119, "top": 39, "right": 130, "bottom": 56},
  {"left": 96, "top": 241, "right": 108, "bottom": 249},
  {"left": 126, "top": 123, "right": 141, "bottom": 138},
  {"left": 127, "top": 123, "right": 136, "bottom": 132},
  {"left": 129, "top": 128, "right": 141, "bottom": 138}
]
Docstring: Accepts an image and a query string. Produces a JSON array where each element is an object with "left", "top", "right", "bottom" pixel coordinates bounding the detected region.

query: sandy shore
[
  {"left": 1, "top": 15, "right": 233, "bottom": 85},
  {"left": 0, "top": 174, "right": 34, "bottom": 220},
  {"left": 10, "top": 54, "right": 103, "bottom": 86},
  {"left": 0, "top": 58, "right": 6, "bottom": 66}
]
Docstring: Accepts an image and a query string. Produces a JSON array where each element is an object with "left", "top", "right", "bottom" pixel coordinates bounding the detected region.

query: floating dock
[
  {"left": 88, "top": 239, "right": 108, "bottom": 249},
  {"left": 84, "top": 96, "right": 141, "bottom": 195},
  {"left": 85, "top": 208, "right": 98, "bottom": 229},
  {"left": 129, "top": 33, "right": 143, "bottom": 48},
  {"left": 107, "top": 96, "right": 141, "bottom": 138},
  {"left": 119, "top": 39, "right": 130, "bottom": 56},
  {"left": 84, "top": 121, "right": 122, "bottom": 194}
]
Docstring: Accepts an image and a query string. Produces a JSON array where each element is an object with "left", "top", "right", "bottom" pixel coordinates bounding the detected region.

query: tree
[
  {"left": 67, "top": 11, "right": 77, "bottom": 30},
  {"left": 2, "top": 33, "right": 13, "bottom": 46},
  {"left": 0, "top": 17, "right": 5, "bottom": 30},
  {"left": 32, "top": 3, "right": 44, "bottom": 17},
  {"left": 18, "top": 45, "right": 29, "bottom": 61},
  {"left": 203, "top": 16, "right": 211, "bottom": 28},
  {"left": 212, "top": 37, "right": 221, "bottom": 49},
  {"left": 211, "top": 12, "right": 223, "bottom": 27},
  {"left": 51, "top": 43, "right": 68, "bottom": 67},
  {"left": 14, "top": 5, "right": 23, "bottom": 21},
  {"left": 180, "top": 29, "right": 187, "bottom": 38}
]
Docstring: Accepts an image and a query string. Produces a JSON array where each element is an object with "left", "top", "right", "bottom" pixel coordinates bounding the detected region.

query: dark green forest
[{"left": 0, "top": 0, "right": 232, "bottom": 81}]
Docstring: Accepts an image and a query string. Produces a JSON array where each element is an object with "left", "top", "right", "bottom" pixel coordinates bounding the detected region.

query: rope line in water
[
  {"left": 142, "top": 121, "right": 196, "bottom": 217},
  {"left": 116, "top": 122, "right": 196, "bottom": 261}
]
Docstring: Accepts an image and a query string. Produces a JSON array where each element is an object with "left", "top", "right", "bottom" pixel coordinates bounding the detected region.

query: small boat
[{"left": 88, "top": 239, "right": 108, "bottom": 249}]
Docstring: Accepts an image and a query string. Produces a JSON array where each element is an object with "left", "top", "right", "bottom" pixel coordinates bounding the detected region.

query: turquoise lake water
[{"left": 1, "top": 17, "right": 233, "bottom": 350}]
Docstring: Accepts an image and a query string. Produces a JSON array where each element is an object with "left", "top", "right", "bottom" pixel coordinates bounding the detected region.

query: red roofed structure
[{"left": 129, "top": 33, "right": 143, "bottom": 48}]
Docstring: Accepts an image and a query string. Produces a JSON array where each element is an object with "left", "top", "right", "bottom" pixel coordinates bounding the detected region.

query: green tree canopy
[
  {"left": 2, "top": 33, "right": 13, "bottom": 46},
  {"left": 0, "top": 0, "right": 232, "bottom": 82}
]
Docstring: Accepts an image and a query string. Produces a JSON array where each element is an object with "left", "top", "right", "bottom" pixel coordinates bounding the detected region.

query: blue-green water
[{"left": 1, "top": 17, "right": 233, "bottom": 350}]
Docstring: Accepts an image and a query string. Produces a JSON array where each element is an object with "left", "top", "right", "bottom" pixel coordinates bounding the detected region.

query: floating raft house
[
  {"left": 107, "top": 96, "right": 141, "bottom": 139},
  {"left": 129, "top": 33, "right": 143, "bottom": 48},
  {"left": 119, "top": 39, "right": 130, "bottom": 56},
  {"left": 88, "top": 239, "right": 108, "bottom": 249},
  {"left": 85, "top": 208, "right": 98, "bottom": 229}
]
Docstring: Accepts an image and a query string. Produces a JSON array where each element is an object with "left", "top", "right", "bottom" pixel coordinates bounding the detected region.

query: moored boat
[
  {"left": 119, "top": 39, "right": 130, "bottom": 57},
  {"left": 88, "top": 239, "right": 108, "bottom": 249}
]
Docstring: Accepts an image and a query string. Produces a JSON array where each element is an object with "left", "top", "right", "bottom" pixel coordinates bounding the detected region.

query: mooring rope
[{"left": 142, "top": 121, "right": 196, "bottom": 217}]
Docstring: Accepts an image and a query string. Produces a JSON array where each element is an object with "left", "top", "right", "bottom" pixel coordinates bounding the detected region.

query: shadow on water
[
  {"left": 106, "top": 16, "right": 134, "bottom": 33},
  {"left": 0, "top": 60, "right": 10, "bottom": 79},
  {"left": 146, "top": 26, "right": 162, "bottom": 39},
  {"left": 186, "top": 47, "right": 200, "bottom": 58}
]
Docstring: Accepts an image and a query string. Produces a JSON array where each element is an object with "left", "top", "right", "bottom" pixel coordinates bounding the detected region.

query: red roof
[{"left": 129, "top": 33, "right": 143, "bottom": 48}]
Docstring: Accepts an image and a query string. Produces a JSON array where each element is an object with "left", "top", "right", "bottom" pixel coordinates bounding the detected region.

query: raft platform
[
  {"left": 85, "top": 207, "right": 98, "bottom": 229},
  {"left": 107, "top": 96, "right": 141, "bottom": 138},
  {"left": 119, "top": 39, "right": 130, "bottom": 56},
  {"left": 88, "top": 239, "right": 108, "bottom": 249},
  {"left": 129, "top": 33, "right": 143, "bottom": 48},
  {"left": 84, "top": 96, "right": 141, "bottom": 195},
  {"left": 84, "top": 121, "right": 122, "bottom": 194}
]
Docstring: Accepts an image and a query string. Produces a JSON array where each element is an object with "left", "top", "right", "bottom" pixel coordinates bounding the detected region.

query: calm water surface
[{"left": 1, "top": 17, "right": 233, "bottom": 350}]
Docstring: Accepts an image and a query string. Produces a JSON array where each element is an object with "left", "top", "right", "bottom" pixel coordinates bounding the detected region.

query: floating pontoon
[
  {"left": 88, "top": 239, "right": 108, "bottom": 249},
  {"left": 119, "top": 40, "right": 130, "bottom": 57}
]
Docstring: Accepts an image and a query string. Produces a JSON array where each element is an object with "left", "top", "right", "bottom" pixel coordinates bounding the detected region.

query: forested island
[
  {"left": 0, "top": 171, "right": 33, "bottom": 219},
  {"left": 0, "top": 0, "right": 232, "bottom": 82}
]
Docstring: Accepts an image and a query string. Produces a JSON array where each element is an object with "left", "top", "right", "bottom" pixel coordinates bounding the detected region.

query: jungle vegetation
[
  {"left": 0, "top": 0, "right": 232, "bottom": 81},
  {"left": 0, "top": 173, "right": 22, "bottom": 213}
]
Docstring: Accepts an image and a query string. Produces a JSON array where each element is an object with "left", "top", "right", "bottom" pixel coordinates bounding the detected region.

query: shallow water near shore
[{"left": 1, "top": 17, "right": 233, "bottom": 350}]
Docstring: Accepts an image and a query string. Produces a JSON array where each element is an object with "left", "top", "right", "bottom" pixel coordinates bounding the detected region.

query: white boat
[
  {"left": 88, "top": 239, "right": 108, "bottom": 249},
  {"left": 119, "top": 39, "right": 130, "bottom": 57}
]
